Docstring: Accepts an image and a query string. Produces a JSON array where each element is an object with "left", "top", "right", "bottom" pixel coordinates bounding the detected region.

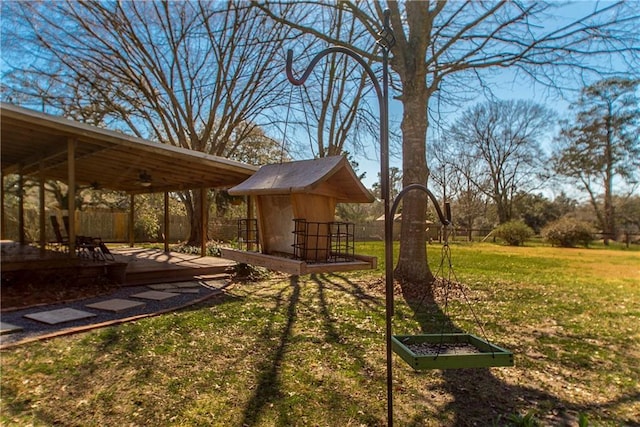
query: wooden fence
[{"left": 3, "top": 209, "right": 638, "bottom": 246}]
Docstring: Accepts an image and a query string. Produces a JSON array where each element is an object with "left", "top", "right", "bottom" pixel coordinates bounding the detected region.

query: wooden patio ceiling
[{"left": 0, "top": 103, "right": 258, "bottom": 194}]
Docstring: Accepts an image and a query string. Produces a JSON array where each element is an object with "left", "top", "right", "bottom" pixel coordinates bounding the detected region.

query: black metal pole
[
  {"left": 380, "top": 10, "right": 395, "bottom": 427},
  {"left": 285, "top": 10, "right": 395, "bottom": 425}
]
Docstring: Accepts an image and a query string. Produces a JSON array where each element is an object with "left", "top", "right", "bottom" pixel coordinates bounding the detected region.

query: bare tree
[
  {"left": 280, "top": 5, "right": 377, "bottom": 159},
  {"left": 298, "top": 51, "right": 373, "bottom": 158},
  {"left": 552, "top": 78, "right": 640, "bottom": 244},
  {"left": 431, "top": 144, "right": 490, "bottom": 239},
  {"left": 2, "top": 0, "right": 292, "bottom": 245},
  {"left": 259, "top": 1, "right": 640, "bottom": 284},
  {"left": 444, "top": 99, "right": 554, "bottom": 225}
]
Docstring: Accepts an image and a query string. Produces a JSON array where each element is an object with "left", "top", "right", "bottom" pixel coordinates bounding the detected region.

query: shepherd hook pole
[{"left": 285, "top": 10, "right": 396, "bottom": 426}]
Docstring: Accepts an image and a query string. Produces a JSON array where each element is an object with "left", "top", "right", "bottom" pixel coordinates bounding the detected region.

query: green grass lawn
[{"left": 1, "top": 242, "right": 639, "bottom": 426}]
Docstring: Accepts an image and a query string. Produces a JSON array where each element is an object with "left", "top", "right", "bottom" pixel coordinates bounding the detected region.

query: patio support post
[
  {"left": 67, "top": 138, "right": 76, "bottom": 256},
  {"left": 18, "top": 170, "right": 25, "bottom": 245},
  {"left": 0, "top": 172, "right": 5, "bottom": 239},
  {"left": 164, "top": 191, "right": 170, "bottom": 253},
  {"left": 39, "top": 161, "right": 46, "bottom": 253},
  {"left": 200, "top": 187, "right": 206, "bottom": 257},
  {"left": 129, "top": 193, "right": 135, "bottom": 247}
]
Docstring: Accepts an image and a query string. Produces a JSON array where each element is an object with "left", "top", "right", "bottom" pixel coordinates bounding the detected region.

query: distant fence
[
  {"left": 2, "top": 209, "right": 234, "bottom": 244},
  {"left": 3, "top": 209, "right": 638, "bottom": 246}
]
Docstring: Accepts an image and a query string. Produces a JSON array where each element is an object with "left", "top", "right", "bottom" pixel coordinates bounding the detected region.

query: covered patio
[{"left": 1, "top": 103, "right": 257, "bottom": 286}]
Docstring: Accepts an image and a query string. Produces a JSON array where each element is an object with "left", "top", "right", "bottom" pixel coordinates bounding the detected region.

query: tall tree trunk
[
  {"left": 496, "top": 196, "right": 510, "bottom": 224},
  {"left": 394, "top": 87, "right": 433, "bottom": 285},
  {"left": 603, "top": 112, "right": 615, "bottom": 245},
  {"left": 185, "top": 190, "right": 210, "bottom": 247}
]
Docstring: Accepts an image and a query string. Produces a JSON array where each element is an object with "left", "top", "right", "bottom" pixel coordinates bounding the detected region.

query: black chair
[
  {"left": 50, "top": 215, "right": 69, "bottom": 252},
  {"left": 91, "top": 237, "right": 115, "bottom": 261}
]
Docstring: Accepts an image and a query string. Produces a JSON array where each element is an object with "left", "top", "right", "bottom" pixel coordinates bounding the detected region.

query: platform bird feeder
[{"left": 220, "top": 156, "right": 377, "bottom": 275}]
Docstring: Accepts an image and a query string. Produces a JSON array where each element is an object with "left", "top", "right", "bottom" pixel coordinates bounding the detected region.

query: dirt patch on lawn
[{"left": 1, "top": 273, "right": 120, "bottom": 311}]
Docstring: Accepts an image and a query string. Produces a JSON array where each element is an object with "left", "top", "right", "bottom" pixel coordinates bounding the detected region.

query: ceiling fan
[{"left": 138, "top": 170, "right": 152, "bottom": 187}]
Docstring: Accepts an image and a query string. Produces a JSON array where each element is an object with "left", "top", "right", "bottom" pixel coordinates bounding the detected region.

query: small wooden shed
[{"left": 221, "top": 156, "right": 377, "bottom": 274}]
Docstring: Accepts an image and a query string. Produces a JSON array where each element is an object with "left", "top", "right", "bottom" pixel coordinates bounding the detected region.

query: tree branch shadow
[
  {"left": 240, "top": 275, "right": 300, "bottom": 427},
  {"left": 399, "top": 280, "right": 639, "bottom": 426}
]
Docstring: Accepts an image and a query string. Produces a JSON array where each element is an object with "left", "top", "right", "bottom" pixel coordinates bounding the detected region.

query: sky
[
  {"left": 349, "top": 1, "right": 636, "bottom": 195},
  {"left": 1, "top": 1, "right": 635, "bottom": 201}
]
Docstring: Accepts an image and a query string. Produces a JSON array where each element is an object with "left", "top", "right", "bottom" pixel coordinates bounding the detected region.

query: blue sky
[{"left": 352, "top": 1, "right": 636, "bottom": 193}]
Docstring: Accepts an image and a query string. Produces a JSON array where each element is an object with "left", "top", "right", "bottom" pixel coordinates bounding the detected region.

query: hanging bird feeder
[
  {"left": 392, "top": 333, "right": 514, "bottom": 370},
  {"left": 388, "top": 184, "right": 514, "bottom": 371}
]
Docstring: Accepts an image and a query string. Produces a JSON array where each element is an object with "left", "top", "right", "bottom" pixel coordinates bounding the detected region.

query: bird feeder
[
  {"left": 392, "top": 333, "right": 514, "bottom": 370},
  {"left": 220, "top": 156, "right": 377, "bottom": 275}
]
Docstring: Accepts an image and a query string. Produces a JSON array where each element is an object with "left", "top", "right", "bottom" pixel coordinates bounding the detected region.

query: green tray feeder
[{"left": 392, "top": 333, "right": 514, "bottom": 370}]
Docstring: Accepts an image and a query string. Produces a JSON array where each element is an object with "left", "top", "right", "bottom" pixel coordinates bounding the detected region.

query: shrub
[
  {"left": 173, "top": 240, "right": 224, "bottom": 257},
  {"left": 542, "top": 217, "right": 595, "bottom": 248},
  {"left": 494, "top": 220, "right": 534, "bottom": 246}
]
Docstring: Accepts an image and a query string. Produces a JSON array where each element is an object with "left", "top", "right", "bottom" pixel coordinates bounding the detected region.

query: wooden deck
[
  {"left": 1, "top": 241, "right": 236, "bottom": 287},
  {"left": 109, "top": 247, "right": 236, "bottom": 285},
  {"left": 220, "top": 248, "right": 376, "bottom": 275}
]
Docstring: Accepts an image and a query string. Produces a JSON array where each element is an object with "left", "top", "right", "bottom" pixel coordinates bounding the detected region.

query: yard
[{"left": 1, "top": 242, "right": 638, "bottom": 426}]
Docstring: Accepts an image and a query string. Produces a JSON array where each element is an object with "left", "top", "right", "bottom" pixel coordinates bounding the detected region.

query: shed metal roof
[{"left": 228, "top": 156, "right": 374, "bottom": 203}]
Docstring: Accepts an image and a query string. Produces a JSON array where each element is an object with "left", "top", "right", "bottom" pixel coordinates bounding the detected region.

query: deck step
[{"left": 123, "top": 268, "right": 231, "bottom": 286}]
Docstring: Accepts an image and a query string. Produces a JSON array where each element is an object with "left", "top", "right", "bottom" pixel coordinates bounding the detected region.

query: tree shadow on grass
[
  {"left": 241, "top": 273, "right": 389, "bottom": 426},
  {"left": 399, "top": 281, "right": 640, "bottom": 426},
  {"left": 223, "top": 272, "right": 637, "bottom": 426},
  {"left": 240, "top": 275, "right": 300, "bottom": 427}
]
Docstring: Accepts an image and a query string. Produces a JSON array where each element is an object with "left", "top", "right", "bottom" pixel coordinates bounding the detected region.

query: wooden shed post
[
  {"left": 18, "top": 171, "right": 25, "bottom": 245},
  {"left": 39, "top": 161, "right": 46, "bottom": 253},
  {"left": 0, "top": 172, "right": 5, "bottom": 239},
  {"left": 164, "top": 191, "right": 170, "bottom": 253},
  {"left": 200, "top": 187, "right": 207, "bottom": 257},
  {"left": 129, "top": 193, "right": 135, "bottom": 247},
  {"left": 67, "top": 138, "right": 76, "bottom": 256}
]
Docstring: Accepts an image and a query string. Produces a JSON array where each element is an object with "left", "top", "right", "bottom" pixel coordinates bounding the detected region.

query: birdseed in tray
[{"left": 405, "top": 342, "right": 482, "bottom": 355}]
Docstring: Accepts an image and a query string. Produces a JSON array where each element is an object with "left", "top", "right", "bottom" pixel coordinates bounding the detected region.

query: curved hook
[
  {"left": 286, "top": 47, "right": 383, "bottom": 102},
  {"left": 390, "top": 184, "right": 452, "bottom": 226}
]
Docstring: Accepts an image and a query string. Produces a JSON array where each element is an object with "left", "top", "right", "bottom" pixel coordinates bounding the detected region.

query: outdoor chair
[
  {"left": 76, "top": 236, "right": 110, "bottom": 261},
  {"left": 49, "top": 215, "right": 69, "bottom": 252},
  {"left": 62, "top": 215, "right": 70, "bottom": 236},
  {"left": 93, "top": 237, "right": 115, "bottom": 261}
]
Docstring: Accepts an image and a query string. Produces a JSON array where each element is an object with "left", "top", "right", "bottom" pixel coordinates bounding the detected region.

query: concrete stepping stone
[
  {"left": 172, "top": 282, "right": 201, "bottom": 289},
  {"left": 167, "top": 288, "right": 201, "bottom": 294},
  {"left": 200, "top": 279, "right": 227, "bottom": 288},
  {"left": 86, "top": 299, "right": 146, "bottom": 313},
  {"left": 24, "top": 308, "right": 97, "bottom": 325},
  {"left": 130, "top": 290, "right": 179, "bottom": 301},
  {"left": 0, "top": 322, "right": 23, "bottom": 335},
  {"left": 147, "top": 283, "right": 177, "bottom": 290}
]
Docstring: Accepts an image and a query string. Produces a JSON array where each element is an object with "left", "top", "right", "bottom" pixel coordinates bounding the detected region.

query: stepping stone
[
  {"left": 147, "top": 283, "right": 177, "bottom": 290},
  {"left": 0, "top": 322, "right": 23, "bottom": 335},
  {"left": 130, "top": 290, "right": 179, "bottom": 301},
  {"left": 24, "top": 308, "right": 97, "bottom": 325},
  {"left": 167, "top": 288, "right": 200, "bottom": 294},
  {"left": 201, "top": 279, "right": 227, "bottom": 287},
  {"left": 86, "top": 299, "right": 146, "bottom": 313},
  {"left": 172, "top": 282, "right": 201, "bottom": 289}
]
